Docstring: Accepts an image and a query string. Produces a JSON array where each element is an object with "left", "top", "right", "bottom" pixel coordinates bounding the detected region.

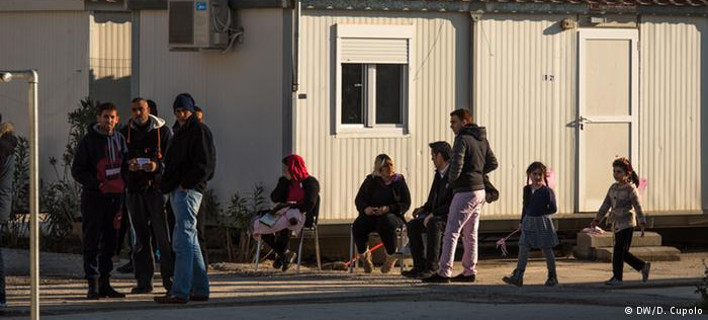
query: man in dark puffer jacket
[{"left": 423, "top": 108, "right": 498, "bottom": 283}]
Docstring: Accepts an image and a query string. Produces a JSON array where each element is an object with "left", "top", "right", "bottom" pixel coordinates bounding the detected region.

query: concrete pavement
[{"left": 0, "top": 250, "right": 706, "bottom": 319}]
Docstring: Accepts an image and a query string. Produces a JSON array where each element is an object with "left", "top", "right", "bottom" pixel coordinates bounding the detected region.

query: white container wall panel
[
  {"left": 0, "top": 11, "right": 89, "bottom": 183},
  {"left": 138, "top": 9, "right": 285, "bottom": 203},
  {"left": 474, "top": 14, "right": 576, "bottom": 218},
  {"left": 90, "top": 12, "right": 131, "bottom": 80},
  {"left": 639, "top": 17, "right": 705, "bottom": 213},
  {"left": 298, "top": 11, "right": 469, "bottom": 222},
  {"left": 0, "top": 0, "right": 83, "bottom": 11},
  {"left": 89, "top": 12, "right": 132, "bottom": 113}
]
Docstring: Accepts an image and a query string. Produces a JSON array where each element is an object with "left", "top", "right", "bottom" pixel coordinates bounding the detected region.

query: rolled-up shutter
[{"left": 340, "top": 38, "right": 409, "bottom": 64}]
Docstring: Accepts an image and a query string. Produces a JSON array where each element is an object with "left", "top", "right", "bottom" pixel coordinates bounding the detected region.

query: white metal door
[{"left": 577, "top": 29, "right": 639, "bottom": 212}]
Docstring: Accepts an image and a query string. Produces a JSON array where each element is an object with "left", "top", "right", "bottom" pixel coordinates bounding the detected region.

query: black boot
[
  {"left": 502, "top": 269, "right": 524, "bottom": 287},
  {"left": 272, "top": 253, "right": 284, "bottom": 269},
  {"left": 117, "top": 260, "right": 134, "bottom": 274},
  {"left": 281, "top": 251, "right": 297, "bottom": 272},
  {"left": 162, "top": 277, "right": 173, "bottom": 293},
  {"left": 87, "top": 279, "right": 99, "bottom": 300},
  {"left": 131, "top": 278, "right": 153, "bottom": 294},
  {"left": 545, "top": 271, "right": 558, "bottom": 287},
  {"left": 98, "top": 278, "right": 126, "bottom": 298}
]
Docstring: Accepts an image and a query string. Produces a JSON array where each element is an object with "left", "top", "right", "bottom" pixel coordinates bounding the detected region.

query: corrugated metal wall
[
  {"left": 137, "top": 9, "right": 286, "bottom": 203},
  {"left": 90, "top": 12, "right": 131, "bottom": 79},
  {"left": 89, "top": 12, "right": 132, "bottom": 112},
  {"left": 0, "top": 11, "right": 89, "bottom": 180},
  {"left": 639, "top": 16, "right": 706, "bottom": 213},
  {"left": 300, "top": 11, "right": 705, "bottom": 222},
  {"left": 475, "top": 15, "right": 705, "bottom": 217},
  {"left": 298, "top": 11, "right": 469, "bottom": 222},
  {"left": 474, "top": 14, "right": 577, "bottom": 218}
]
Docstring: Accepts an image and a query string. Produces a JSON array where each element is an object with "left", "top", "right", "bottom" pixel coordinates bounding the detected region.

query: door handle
[{"left": 577, "top": 116, "right": 592, "bottom": 130}]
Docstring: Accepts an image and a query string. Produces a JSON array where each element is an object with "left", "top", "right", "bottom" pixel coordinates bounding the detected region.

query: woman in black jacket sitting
[
  {"left": 253, "top": 154, "right": 319, "bottom": 271},
  {"left": 353, "top": 154, "right": 411, "bottom": 274}
]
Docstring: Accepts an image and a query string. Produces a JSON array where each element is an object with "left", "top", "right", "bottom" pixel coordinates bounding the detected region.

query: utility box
[{"left": 168, "top": 0, "right": 230, "bottom": 50}]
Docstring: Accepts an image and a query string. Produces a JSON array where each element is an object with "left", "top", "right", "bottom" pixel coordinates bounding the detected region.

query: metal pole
[
  {"left": 28, "top": 70, "right": 40, "bottom": 320},
  {"left": 0, "top": 70, "right": 40, "bottom": 320}
]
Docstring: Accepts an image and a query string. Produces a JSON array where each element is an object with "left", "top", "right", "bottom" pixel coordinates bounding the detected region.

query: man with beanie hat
[{"left": 156, "top": 93, "right": 215, "bottom": 304}]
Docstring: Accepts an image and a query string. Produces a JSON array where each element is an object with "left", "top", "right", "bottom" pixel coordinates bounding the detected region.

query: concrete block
[
  {"left": 576, "top": 231, "right": 662, "bottom": 249},
  {"left": 594, "top": 246, "right": 681, "bottom": 262}
]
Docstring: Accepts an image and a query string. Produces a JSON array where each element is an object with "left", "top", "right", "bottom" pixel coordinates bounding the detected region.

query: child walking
[
  {"left": 591, "top": 157, "right": 650, "bottom": 286},
  {"left": 502, "top": 162, "right": 559, "bottom": 287}
]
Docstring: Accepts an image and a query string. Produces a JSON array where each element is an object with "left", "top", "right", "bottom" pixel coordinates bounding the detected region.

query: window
[
  {"left": 341, "top": 64, "right": 405, "bottom": 125},
  {"left": 341, "top": 64, "right": 364, "bottom": 124},
  {"left": 335, "top": 25, "right": 414, "bottom": 136}
]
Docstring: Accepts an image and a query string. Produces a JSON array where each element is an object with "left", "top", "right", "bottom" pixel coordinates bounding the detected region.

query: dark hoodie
[
  {"left": 0, "top": 121, "right": 18, "bottom": 222},
  {"left": 0, "top": 122, "right": 17, "bottom": 166},
  {"left": 448, "top": 124, "right": 498, "bottom": 193},
  {"left": 71, "top": 123, "right": 127, "bottom": 194},
  {"left": 160, "top": 115, "right": 215, "bottom": 194},
  {"left": 120, "top": 115, "right": 173, "bottom": 194}
]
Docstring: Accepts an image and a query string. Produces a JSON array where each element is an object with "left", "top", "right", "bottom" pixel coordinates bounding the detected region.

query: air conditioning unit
[{"left": 168, "top": 0, "right": 230, "bottom": 50}]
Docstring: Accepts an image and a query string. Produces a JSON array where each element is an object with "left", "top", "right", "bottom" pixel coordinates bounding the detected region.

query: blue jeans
[
  {"left": 0, "top": 233, "right": 5, "bottom": 305},
  {"left": 170, "top": 189, "right": 209, "bottom": 300}
]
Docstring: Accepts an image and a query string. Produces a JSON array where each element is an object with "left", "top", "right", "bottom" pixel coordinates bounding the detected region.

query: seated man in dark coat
[{"left": 403, "top": 141, "right": 453, "bottom": 279}]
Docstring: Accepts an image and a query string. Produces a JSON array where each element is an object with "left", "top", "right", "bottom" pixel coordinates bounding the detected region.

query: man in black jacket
[
  {"left": 402, "top": 141, "right": 453, "bottom": 279},
  {"left": 121, "top": 97, "right": 174, "bottom": 294},
  {"left": 155, "top": 93, "right": 215, "bottom": 304},
  {"left": 0, "top": 113, "right": 18, "bottom": 307},
  {"left": 71, "top": 103, "right": 127, "bottom": 299},
  {"left": 423, "top": 108, "right": 498, "bottom": 283}
]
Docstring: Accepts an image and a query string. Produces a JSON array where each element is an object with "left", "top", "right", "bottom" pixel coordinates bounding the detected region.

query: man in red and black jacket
[
  {"left": 71, "top": 102, "right": 127, "bottom": 299},
  {"left": 121, "top": 97, "right": 174, "bottom": 294}
]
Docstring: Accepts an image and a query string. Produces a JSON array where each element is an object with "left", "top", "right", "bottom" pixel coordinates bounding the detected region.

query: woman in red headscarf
[{"left": 253, "top": 154, "right": 320, "bottom": 271}]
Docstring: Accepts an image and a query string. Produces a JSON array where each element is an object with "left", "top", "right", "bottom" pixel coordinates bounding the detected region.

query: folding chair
[
  {"left": 254, "top": 197, "right": 322, "bottom": 273},
  {"left": 349, "top": 223, "right": 407, "bottom": 273},
  {"left": 253, "top": 209, "right": 272, "bottom": 272},
  {"left": 296, "top": 196, "right": 321, "bottom": 273}
]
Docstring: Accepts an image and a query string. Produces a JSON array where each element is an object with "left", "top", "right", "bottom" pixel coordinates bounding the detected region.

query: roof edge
[{"left": 301, "top": 0, "right": 708, "bottom": 16}]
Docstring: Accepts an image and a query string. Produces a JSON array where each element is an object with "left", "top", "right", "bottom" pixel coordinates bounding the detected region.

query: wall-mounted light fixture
[{"left": 561, "top": 18, "right": 577, "bottom": 30}]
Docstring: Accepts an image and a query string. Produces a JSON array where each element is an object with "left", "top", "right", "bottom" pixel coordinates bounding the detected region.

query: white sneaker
[{"left": 604, "top": 278, "right": 623, "bottom": 286}]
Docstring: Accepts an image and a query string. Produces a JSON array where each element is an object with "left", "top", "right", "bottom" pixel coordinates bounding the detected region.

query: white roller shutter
[{"left": 340, "top": 37, "right": 409, "bottom": 64}]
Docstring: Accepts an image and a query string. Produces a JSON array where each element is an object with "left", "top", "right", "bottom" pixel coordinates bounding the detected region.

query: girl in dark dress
[{"left": 503, "top": 162, "right": 559, "bottom": 287}]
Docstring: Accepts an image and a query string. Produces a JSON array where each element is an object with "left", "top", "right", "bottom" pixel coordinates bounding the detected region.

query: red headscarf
[
  {"left": 285, "top": 154, "right": 309, "bottom": 182},
  {"left": 284, "top": 154, "right": 309, "bottom": 203}
]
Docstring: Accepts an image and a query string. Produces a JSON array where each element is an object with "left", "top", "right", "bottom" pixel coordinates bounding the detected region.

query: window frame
[{"left": 334, "top": 24, "right": 415, "bottom": 138}]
